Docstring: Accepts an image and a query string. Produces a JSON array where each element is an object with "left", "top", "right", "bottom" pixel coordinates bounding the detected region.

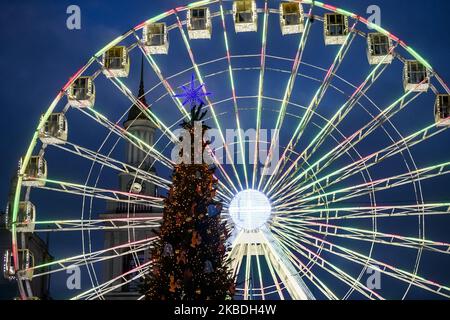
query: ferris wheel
[{"left": 4, "top": 0, "right": 450, "bottom": 300}]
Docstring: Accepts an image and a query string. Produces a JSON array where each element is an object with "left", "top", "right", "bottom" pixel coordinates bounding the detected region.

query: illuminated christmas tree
[{"left": 142, "top": 76, "right": 234, "bottom": 300}]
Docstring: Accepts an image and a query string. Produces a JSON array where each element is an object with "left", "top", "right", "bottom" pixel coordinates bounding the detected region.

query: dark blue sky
[{"left": 0, "top": 0, "right": 449, "bottom": 299}]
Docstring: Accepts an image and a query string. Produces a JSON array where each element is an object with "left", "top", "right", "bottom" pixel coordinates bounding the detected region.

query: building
[
  {"left": 102, "top": 56, "right": 162, "bottom": 299},
  {"left": 1, "top": 210, "right": 52, "bottom": 300}
]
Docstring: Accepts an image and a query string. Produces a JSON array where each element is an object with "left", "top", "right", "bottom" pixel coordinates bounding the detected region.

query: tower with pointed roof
[
  {"left": 102, "top": 56, "right": 162, "bottom": 299},
  {"left": 123, "top": 55, "right": 157, "bottom": 172},
  {"left": 106, "top": 55, "right": 159, "bottom": 214}
]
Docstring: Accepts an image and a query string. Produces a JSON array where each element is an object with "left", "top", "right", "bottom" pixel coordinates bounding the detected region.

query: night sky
[{"left": 0, "top": 0, "right": 449, "bottom": 299}]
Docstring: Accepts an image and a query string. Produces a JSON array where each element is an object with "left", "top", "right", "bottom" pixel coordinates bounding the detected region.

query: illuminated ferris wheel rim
[
  {"left": 9, "top": 0, "right": 450, "bottom": 300},
  {"left": 58, "top": 61, "right": 423, "bottom": 300}
]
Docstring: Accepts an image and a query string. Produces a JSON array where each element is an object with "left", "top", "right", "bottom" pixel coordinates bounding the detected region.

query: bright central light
[{"left": 229, "top": 190, "right": 272, "bottom": 231}]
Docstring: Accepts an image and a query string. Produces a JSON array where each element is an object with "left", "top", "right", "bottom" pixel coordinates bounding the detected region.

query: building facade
[{"left": 1, "top": 212, "right": 52, "bottom": 300}]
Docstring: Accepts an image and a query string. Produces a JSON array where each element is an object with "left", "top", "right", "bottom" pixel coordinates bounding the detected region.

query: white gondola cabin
[
  {"left": 143, "top": 23, "right": 169, "bottom": 54},
  {"left": 435, "top": 94, "right": 450, "bottom": 127},
  {"left": 187, "top": 8, "right": 212, "bottom": 39},
  {"left": 39, "top": 113, "right": 68, "bottom": 145},
  {"left": 67, "top": 76, "right": 95, "bottom": 108},
  {"left": 367, "top": 33, "right": 394, "bottom": 65},
  {"left": 6, "top": 201, "right": 36, "bottom": 233},
  {"left": 21, "top": 155, "right": 47, "bottom": 187},
  {"left": 280, "top": 2, "right": 304, "bottom": 35},
  {"left": 102, "top": 46, "right": 130, "bottom": 78},
  {"left": 233, "top": 0, "right": 258, "bottom": 33},
  {"left": 403, "top": 60, "right": 429, "bottom": 92},
  {"left": 3, "top": 249, "right": 35, "bottom": 281},
  {"left": 324, "top": 13, "right": 349, "bottom": 45},
  {"left": 3, "top": 250, "right": 14, "bottom": 280}
]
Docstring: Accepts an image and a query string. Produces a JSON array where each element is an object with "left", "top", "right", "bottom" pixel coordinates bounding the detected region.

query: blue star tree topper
[{"left": 174, "top": 74, "right": 211, "bottom": 107}]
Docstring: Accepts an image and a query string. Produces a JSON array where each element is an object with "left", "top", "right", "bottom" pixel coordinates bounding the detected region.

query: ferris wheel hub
[{"left": 229, "top": 189, "right": 272, "bottom": 231}]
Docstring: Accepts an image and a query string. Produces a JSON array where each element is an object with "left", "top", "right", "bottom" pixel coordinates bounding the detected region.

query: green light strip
[
  {"left": 252, "top": 0, "right": 269, "bottom": 190},
  {"left": 219, "top": 2, "right": 249, "bottom": 189}
]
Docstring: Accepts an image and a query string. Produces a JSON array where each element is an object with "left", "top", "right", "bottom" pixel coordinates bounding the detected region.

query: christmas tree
[{"left": 142, "top": 76, "right": 235, "bottom": 300}]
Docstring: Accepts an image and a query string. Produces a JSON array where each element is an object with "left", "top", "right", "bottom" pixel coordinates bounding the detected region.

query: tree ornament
[
  {"left": 191, "top": 230, "right": 202, "bottom": 248},
  {"left": 177, "top": 250, "right": 187, "bottom": 265},
  {"left": 204, "top": 260, "right": 214, "bottom": 274},
  {"left": 191, "top": 202, "right": 197, "bottom": 214},
  {"left": 163, "top": 243, "right": 174, "bottom": 257},
  {"left": 173, "top": 73, "right": 211, "bottom": 107},
  {"left": 175, "top": 214, "right": 182, "bottom": 227},
  {"left": 229, "top": 283, "right": 236, "bottom": 296},
  {"left": 183, "top": 268, "right": 193, "bottom": 281},
  {"left": 169, "top": 275, "right": 178, "bottom": 293},
  {"left": 207, "top": 204, "right": 220, "bottom": 217}
]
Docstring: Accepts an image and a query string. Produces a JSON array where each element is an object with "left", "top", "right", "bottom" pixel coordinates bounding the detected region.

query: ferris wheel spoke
[
  {"left": 265, "top": 44, "right": 397, "bottom": 195},
  {"left": 174, "top": 10, "right": 244, "bottom": 192},
  {"left": 29, "top": 237, "right": 156, "bottom": 279},
  {"left": 76, "top": 106, "right": 174, "bottom": 169},
  {"left": 228, "top": 240, "right": 246, "bottom": 279},
  {"left": 33, "top": 217, "right": 162, "bottom": 233},
  {"left": 133, "top": 35, "right": 238, "bottom": 198},
  {"left": 274, "top": 203, "right": 450, "bottom": 220},
  {"left": 95, "top": 64, "right": 179, "bottom": 143},
  {"left": 270, "top": 232, "right": 338, "bottom": 300},
  {"left": 136, "top": 38, "right": 237, "bottom": 197},
  {"left": 286, "top": 225, "right": 450, "bottom": 299},
  {"left": 271, "top": 228, "right": 383, "bottom": 299},
  {"left": 71, "top": 260, "right": 152, "bottom": 300},
  {"left": 33, "top": 245, "right": 151, "bottom": 282},
  {"left": 254, "top": 252, "right": 266, "bottom": 300},
  {"left": 243, "top": 242, "right": 252, "bottom": 300},
  {"left": 278, "top": 122, "right": 448, "bottom": 204},
  {"left": 31, "top": 178, "right": 164, "bottom": 208},
  {"left": 82, "top": 265, "right": 150, "bottom": 300},
  {"left": 280, "top": 219, "right": 450, "bottom": 255},
  {"left": 251, "top": 0, "right": 269, "bottom": 190},
  {"left": 263, "top": 20, "right": 358, "bottom": 194},
  {"left": 88, "top": 267, "right": 150, "bottom": 300},
  {"left": 219, "top": 0, "right": 249, "bottom": 189},
  {"left": 133, "top": 37, "right": 190, "bottom": 119},
  {"left": 260, "top": 243, "right": 286, "bottom": 300},
  {"left": 275, "top": 161, "right": 450, "bottom": 209},
  {"left": 258, "top": 6, "right": 313, "bottom": 190},
  {"left": 51, "top": 140, "right": 171, "bottom": 190},
  {"left": 131, "top": 36, "right": 238, "bottom": 198},
  {"left": 272, "top": 86, "right": 426, "bottom": 201},
  {"left": 73, "top": 107, "right": 245, "bottom": 206}
]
